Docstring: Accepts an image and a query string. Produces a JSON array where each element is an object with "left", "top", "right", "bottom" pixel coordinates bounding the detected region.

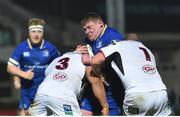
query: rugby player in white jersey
[
  {"left": 28, "top": 51, "right": 108, "bottom": 116},
  {"left": 82, "top": 40, "right": 172, "bottom": 116}
]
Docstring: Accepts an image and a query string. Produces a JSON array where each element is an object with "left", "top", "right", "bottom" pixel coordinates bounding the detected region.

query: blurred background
[{"left": 0, "top": 0, "right": 180, "bottom": 115}]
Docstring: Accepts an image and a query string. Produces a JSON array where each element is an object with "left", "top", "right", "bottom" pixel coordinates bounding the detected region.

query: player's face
[
  {"left": 29, "top": 30, "right": 44, "bottom": 44},
  {"left": 83, "top": 20, "right": 103, "bottom": 41}
]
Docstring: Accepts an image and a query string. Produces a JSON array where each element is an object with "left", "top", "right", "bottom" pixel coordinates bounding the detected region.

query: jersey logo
[
  {"left": 43, "top": 50, "right": 49, "bottom": 57},
  {"left": 142, "top": 64, "right": 156, "bottom": 74},
  {"left": 63, "top": 104, "right": 73, "bottom": 115},
  {"left": 96, "top": 41, "right": 102, "bottom": 48},
  {"left": 53, "top": 72, "right": 68, "bottom": 82},
  {"left": 111, "top": 40, "right": 120, "bottom": 45},
  {"left": 23, "top": 52, "right": 30, "bottom": 57}
]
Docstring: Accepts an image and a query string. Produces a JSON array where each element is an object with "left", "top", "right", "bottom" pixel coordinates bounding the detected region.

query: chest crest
[
  {"left": 43, "top": 50, "right": 49, "bottom": 57},
  {"left": 96, "top": 41, "right": 102, "bottom": 48}
]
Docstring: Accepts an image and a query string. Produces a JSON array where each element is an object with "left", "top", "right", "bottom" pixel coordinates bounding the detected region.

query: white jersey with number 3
[
  {"left": 100, "top": 40, "right": 166, "bottom": 95},
  {"left": 37, "top": 52, "right": 85, "bottom": 102}
]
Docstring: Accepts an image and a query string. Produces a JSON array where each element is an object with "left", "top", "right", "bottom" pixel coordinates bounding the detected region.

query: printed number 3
[{"left": 56, "top": 57, "right": 70, "bottom": 70}]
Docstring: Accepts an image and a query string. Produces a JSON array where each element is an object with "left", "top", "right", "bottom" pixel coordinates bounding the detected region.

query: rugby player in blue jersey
[
  {"left": 7, "top": 18, "right": 60, "bottom": 115},
  {"left": 76, "top": 12, "right": 125, "bottom": 115}
]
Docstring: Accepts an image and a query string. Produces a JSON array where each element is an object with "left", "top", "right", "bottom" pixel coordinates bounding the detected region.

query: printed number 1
[{"left": 139, "top": 47, "right": 151, "bottom": 61}]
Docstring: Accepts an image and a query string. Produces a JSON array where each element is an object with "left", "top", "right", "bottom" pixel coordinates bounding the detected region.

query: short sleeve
[{"left": 8, "top": 45, "right": 23, "bottom": 67}]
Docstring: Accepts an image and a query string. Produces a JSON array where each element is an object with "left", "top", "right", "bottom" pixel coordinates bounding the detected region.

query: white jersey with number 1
[{"left": 100, "top": 40, "right": 166, "bottom": 95}]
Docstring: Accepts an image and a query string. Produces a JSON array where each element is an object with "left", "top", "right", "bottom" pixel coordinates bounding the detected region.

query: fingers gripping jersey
[
  {"left": 100, "top": 40, "right": 166, "bottom": 94},
  {"left": 37, "top": 52, "right": 86, "bottom": 103}
]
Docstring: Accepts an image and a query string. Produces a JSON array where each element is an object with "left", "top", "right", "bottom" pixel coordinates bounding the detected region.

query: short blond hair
[
  {"left": 28, "top": 18, "right": 45, "bottom": 27},
  {"left": 81, "top": 12, "right": 103, "bottom": 26}
]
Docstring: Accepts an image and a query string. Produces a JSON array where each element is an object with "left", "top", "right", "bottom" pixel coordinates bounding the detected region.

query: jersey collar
[
  {"left": 97, "top": 24, "right": 107, "bottom": 40},
  {"left": 27, "top": 38, "right": 44, "bottom": 49}
]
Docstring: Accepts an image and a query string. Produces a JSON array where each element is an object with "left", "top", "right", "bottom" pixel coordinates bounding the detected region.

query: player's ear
[{"left": 97, "top": 20, "right": 103, "bottom": 27}]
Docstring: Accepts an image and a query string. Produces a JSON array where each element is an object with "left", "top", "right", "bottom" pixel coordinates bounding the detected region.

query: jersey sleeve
[
  {"left": 49, "top": 44, "right": 60, "bottom": 61},
  {"left": 100, "top": 43, "right": 118, "bottom": 58},
  {"left": 8, "top": 45, "right": 23, "bottom": 67},
  {"left": 105, "top": 28, "right": 124, "bottom": 46}
]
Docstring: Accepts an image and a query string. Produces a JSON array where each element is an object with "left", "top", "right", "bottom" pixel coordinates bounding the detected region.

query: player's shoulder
[
  {"left": 105, "top": 27, "right": 124, "bottom": 40},
  {"left": 117, "top": 40, "right": 144, "bottom": 48},
  {"left": 106, "top": 27, "right": 122, "bottom": 35},
  {"left": 43, "top": 39, "right": 57, "bottom": 49},
  {"left": 44, "top": 39, "right": 54, "bottom": 46},
  {"left": 110, "top": 40, "right": 130, "bottom": 46},
  {"left": 16, "top": 39, "right": 28, "bottom": 49},
  {"left": 63, "top": 51, "right": 81, "bottom": 57}
]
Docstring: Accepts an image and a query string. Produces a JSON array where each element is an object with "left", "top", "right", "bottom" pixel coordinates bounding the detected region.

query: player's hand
[
  {"left": 101, "top": 104, "right": 109, "bottom": 116},
  {"left": 75, "top": 44, "right": 88, "bottom": 54},
  {"left": 82, "top": 53, "right": 91, "bottom": 65},
  {"left": 101, "top": 76, "right": 109, "bottom": 87},
  {"left": 23, "top": 69, "right": 34, "bottom": 80}
]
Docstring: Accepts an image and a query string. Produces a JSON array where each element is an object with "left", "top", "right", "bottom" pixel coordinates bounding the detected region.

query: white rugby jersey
[
  {"left": 100, "top": 40, "right": 166, "bottom": 94},
  {"left": 37, "top": 52, "right": 85, "bottom": 102}
]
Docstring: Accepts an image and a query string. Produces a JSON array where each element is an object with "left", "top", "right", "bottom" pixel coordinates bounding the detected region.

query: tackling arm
[{"left": 85, "top": 66, "right": 109, "bottom": 116}]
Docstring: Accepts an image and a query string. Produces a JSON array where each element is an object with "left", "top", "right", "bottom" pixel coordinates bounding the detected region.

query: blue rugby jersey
[
  {"left": 9, "top": 39, "right": 59, "bottom": 87},
  {"left": 8, "top": 39, "right": 60, "bottom": 109},
  {"left": 85, "top": 25, "right": 124, "bottom": 54},
  {"left": 83, "top": 25, "right": 124, "bottom": 115}
]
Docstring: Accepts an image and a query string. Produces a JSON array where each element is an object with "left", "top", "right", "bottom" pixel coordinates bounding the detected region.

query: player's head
[
  {"left": 28, "top": 18, "right": 45, "bottom": 44},
  {"left": 81, "top": 12, "right": 105, "bottom": 42},
  {"left": 126, "top": 33, "right": 140, "bottom": 41}
]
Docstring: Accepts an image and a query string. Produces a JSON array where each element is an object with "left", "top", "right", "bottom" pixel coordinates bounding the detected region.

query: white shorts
[
  {"left": 123, "top": 90, "right": 172, "bottom": 116},
  {"left": 28, "top": 94, "right": 82, "bottom": 116}
]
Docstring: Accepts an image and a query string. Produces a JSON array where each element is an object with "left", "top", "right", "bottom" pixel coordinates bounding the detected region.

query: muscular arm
[
  {"left": 91, "top": 51, "right": 105, "bottom": 65},
  {"left": 7, "top": 64, "right": 34, "bottom": 80},
  {"left": 86, "top": 66, "right": 109, "bottom": 115}
]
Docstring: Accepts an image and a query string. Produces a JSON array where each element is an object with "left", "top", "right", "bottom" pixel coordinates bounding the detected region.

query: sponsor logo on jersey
[
  {"left": 43, "top": 50, "right": 49, "bottom": 57},
  {"left": 23, "top": 52, "right": 30, "bottom": 57},
  {"left": 63, "top": 104, "right": 73, "bottom": 115},
  {"left": 24, "top": 65, "right": 48, "bottom": 69},
  {"left": 53, "top": 72, "right": 68, "bottom": 82},
  {"left": 142, "top": 64, "right": 156, "bottom": 74}
]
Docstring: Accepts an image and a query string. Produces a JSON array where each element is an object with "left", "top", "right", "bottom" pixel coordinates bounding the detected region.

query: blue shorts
[
  {"left": 19, "top": 87, "right": 37, "bottom": 110},
  {"left": 80, "top": 86, "right": 121, "bottom": 115}
]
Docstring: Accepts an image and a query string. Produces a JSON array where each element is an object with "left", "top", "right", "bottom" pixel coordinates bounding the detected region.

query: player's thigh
[
  {"left": 153, "top": 90, "right": 172, "bottom": 116},
  {"left": 28, "top": 95, "right": 47, "bottom": 116},
  {"left": 80, "top": 97, "right": 101, "bottom": 115},
  {"left": 20, "top": 95, "right": 32, "bottom": 111},
  {"left": 28, "top": 101, "right": 47, "bottom": 116},
  {"left": 123, "top": 92, "right": 153, "bottom": 115},
  {"left": 47, "top": 96, "right": 81, "bottom": 116},
  {"left": 80, "top": 98, "right": 93, "bottom": 112}
]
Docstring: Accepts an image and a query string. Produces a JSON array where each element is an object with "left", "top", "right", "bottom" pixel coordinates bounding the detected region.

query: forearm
[
  {"left": 7, "top": 65, "right": 25, "bottom": 78},
  {"left": 86, "top": 66, "right": 108, "bottom": 115},
  {"left": 91, "top": 78, "right": 109, "bottom": 115},
  {"left": 92, "top": 78, "right": 108, "bottom": 106}
]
